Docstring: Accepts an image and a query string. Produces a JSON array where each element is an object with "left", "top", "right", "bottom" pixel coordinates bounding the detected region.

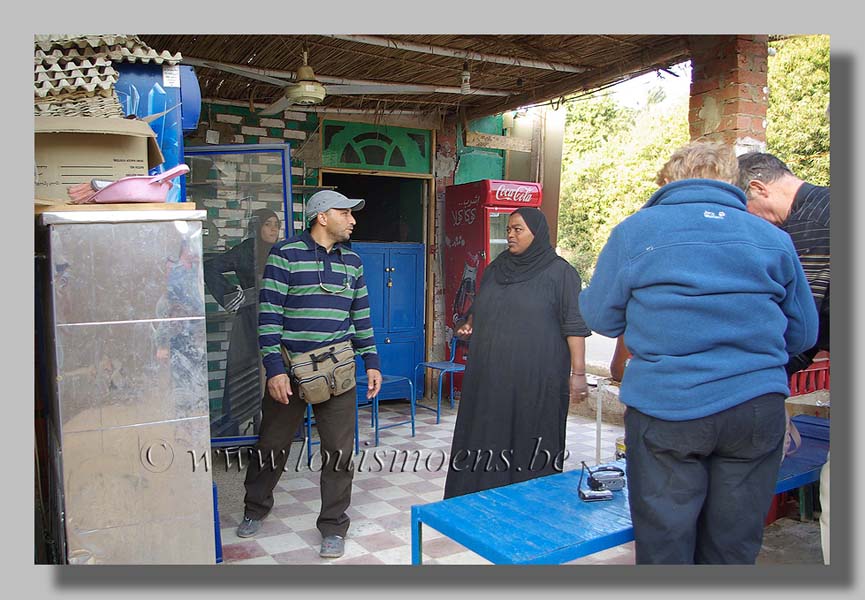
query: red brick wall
[{"left": 688, "top": 35, "right": 768, "bottom": 152}]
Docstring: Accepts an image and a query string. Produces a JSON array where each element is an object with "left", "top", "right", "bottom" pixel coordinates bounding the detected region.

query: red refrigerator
[{"left": 444, "top": 179, "right": 543, "bottom": 390}]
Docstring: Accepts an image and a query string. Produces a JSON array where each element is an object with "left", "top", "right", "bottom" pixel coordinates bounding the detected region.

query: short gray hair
[{"left": 736, "top": 152, "right": 793, "bottom": 192}]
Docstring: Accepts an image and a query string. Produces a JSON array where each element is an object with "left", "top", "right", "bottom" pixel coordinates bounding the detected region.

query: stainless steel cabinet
[{"left": 37, "top": 206, "right": 215, "bottom": 564}]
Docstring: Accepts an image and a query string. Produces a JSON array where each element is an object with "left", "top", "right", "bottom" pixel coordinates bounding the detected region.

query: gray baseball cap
[{"left": 305, "top": 190, "right": 365, "bottom": 223}]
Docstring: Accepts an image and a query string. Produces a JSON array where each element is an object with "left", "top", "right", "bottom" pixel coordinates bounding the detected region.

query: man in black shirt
[
  {"left": 737, "top": 152, "right": 830, "bottom": 373},
  {"left": 737, "top": 150, "right": 830, "bottom": 565}
]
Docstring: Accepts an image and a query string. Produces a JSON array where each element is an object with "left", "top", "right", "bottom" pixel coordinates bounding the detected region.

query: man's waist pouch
[{"left": 281, "top": 340, "right": 356, "bottom": 404}]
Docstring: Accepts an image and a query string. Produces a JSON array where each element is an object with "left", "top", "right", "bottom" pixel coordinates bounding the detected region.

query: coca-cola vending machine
[{"left": 444, "top": 179, "right": 543, "bottom": 389}]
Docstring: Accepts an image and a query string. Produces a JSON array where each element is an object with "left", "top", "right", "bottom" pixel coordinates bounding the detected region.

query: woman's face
[
  {"left": 506, "top": 213, "right": 534, "bottom": 255},
  {"left": 260, "top": 216, "right": 280, "bottom": 245}
]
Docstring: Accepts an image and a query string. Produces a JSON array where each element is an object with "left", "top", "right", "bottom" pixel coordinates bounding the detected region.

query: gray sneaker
[
  {"left": 236, "top": 516, "right": 262, "bottom": 538},
  {"left": 319, "top": 534, "right": 345, "bottom": 558}
]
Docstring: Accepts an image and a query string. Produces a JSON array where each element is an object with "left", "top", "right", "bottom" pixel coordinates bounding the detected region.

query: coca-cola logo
[{"left": 494, "top": 185, "right": 535, "bottom": 203}]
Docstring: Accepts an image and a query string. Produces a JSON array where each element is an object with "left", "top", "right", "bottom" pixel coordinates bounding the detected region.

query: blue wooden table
[
  {"left": 775, "top": 415, "right": 830, "bottom": 494},
  {"left": 410, "top": 416, "right": 829, "bottom": 565},
  {"left": 411, "top": 465, "right": 633, "bottom": 564}
]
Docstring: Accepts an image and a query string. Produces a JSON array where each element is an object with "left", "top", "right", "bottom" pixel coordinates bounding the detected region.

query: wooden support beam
[
  {"left": 185, "top": 56, "right": 510, "bottom": 97},
  {"left": 464, "top": 41, "right": 690, "bottom": 121},
  {"left": 465, "top": 131, "right": 532, "bottom": 153}
]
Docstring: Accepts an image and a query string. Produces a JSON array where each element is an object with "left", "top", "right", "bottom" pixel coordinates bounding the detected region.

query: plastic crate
[{"left": 789, "top": 356, "right": 830, "bottom": 397}]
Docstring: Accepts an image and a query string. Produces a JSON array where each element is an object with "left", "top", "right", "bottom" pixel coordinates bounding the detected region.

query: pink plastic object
[{"left": 90, "top": 164, "right": 190, "bottom": 204}]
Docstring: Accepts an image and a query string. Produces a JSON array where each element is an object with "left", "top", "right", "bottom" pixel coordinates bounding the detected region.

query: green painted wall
[
  {"left": 321, "top": 120, "right": 432, "bottom": 174},
  {"left": 454, "top": 115, "right": 505, "bottom": 184}
]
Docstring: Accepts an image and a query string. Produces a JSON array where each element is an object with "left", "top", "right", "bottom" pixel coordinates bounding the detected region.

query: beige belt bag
[{"left": 281, "top": 340, "right": 356, "bottom": 404}]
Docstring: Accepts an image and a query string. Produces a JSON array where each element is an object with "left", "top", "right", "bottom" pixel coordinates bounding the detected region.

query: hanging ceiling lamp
[{"left": 460, "top": 61, "right": 471, "bottom": 94}]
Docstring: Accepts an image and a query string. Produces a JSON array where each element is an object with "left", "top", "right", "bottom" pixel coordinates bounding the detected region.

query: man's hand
[
  {"left": 267, "top": 373, "right": 292, "bottom": 405},
  {"left": 366, "top": 368, "right": 382, "bottom": 400},
  {"left": 569, "top": 373, "right": 589, "bottom": 404}
]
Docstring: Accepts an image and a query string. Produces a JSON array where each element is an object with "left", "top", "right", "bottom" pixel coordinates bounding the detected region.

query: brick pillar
[{"left": 688, "top": 35, "right": 768, "bottom": 154}]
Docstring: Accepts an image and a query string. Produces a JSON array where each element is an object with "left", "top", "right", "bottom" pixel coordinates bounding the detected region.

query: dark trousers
[
  {"left": 243, "top": 382, "right": 356, "bottom": 537},
  {"left": 624, "top": 392, "right": 786, "bottom": 564}
]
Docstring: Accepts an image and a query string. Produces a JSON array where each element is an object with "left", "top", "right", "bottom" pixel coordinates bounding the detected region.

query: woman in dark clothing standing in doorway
[
  {"left": 443, "top": 207, "right": 591, "bottom": 499},
  {"left": 204, "top": 208, "right": 281, "bottom": 436},
  {"left": 204, "top": 208, "right": 281, "bottom": 309}
]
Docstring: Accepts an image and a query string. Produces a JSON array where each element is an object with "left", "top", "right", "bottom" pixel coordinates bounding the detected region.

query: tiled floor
[{"left": 213, "top": 399, "right": 632, "bottom": 565}]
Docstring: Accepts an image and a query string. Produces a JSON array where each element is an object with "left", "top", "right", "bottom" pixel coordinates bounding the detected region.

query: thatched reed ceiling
[{"left": 140, "top": 34, "right": 695, "bottom": 119}]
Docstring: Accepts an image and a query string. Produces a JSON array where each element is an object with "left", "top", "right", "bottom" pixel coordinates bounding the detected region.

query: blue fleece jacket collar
[{"left": 643, "top": 179, "right": 748, "bottom": 211}]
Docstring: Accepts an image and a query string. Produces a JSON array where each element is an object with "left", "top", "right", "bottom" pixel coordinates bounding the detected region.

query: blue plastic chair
[
  {"left": 414, "top": 337, "right": 466, "bottom": 424},
  {"left": 357, "top": 374, "right": 416, "bottom": 447},
  {"left": 304, "top": 404, "right": 319, "bottom": 468},
  {"left": 304, "top": 374, "right": 416, "bottom": 467}
]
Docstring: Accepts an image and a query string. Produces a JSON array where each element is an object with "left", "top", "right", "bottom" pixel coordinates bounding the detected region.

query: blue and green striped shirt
[{"left": 258, "top": 230, "right": 380, "bottom": 379}]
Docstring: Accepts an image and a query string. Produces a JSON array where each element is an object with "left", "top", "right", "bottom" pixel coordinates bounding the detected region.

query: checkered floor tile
[{"left": 214, "top": 399, "right": 631, "bottom": 565}]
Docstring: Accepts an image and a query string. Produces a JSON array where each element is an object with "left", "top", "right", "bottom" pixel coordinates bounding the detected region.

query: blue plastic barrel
[{"left": 115, "top": 62, "right": 195, "bottom": 202}]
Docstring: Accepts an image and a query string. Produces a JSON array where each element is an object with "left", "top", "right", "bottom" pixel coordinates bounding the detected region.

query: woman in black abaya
[
  {"left": 204, "top": 208, "right": 281, "bottom": 436},
  {"left": 443, "top": 207, "right": 591, "bottom": 499}
]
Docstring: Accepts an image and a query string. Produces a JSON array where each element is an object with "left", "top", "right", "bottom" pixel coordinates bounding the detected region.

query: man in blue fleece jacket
[{"left": 579, "top": 141, "right": 818, "bottom": 564}]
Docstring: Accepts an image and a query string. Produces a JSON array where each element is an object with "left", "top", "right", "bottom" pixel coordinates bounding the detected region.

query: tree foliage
[
  {"left": 767, "top": 34, "right": 830, "bottom": 185},
  {"left": 558, "top": 88, "right": 688, "bottom": 281},
  {"left": 557, "top": 35, "right": 830, "bottom": 282}
]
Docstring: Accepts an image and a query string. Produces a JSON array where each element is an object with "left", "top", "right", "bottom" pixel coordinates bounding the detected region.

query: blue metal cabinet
[{"left": 352, "top": 243, "right": 425, "bottom": 400}]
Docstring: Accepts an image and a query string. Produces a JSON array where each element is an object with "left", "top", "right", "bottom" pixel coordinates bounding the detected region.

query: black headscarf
[
  {"left": 248, "top": 208, "right": 279, "bottom": 277},
  {"left": 491, "top": 207, "right": 559, "bottom": 285},
  {"left": 248, "top": 208, "right": 278, "bottom": 238}
]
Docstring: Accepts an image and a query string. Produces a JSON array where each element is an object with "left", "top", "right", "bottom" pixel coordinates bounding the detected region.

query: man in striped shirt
[
  {"left": 737, "top": 151, "right": 831, "bottom": 566},
  {"left": 737, "top": 152, "right": 830, "bottom": 375},
  {"left": 237, "top": 191, "right": 382, "bottom": 559}
]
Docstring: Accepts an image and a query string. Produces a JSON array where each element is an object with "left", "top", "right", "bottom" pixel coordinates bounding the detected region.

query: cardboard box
[
  {"left": 35, "top": 116, "right": 165, "bottom": 201},
  {"left": 786, "top": 390, "right": 831, "bottom": 419}
]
